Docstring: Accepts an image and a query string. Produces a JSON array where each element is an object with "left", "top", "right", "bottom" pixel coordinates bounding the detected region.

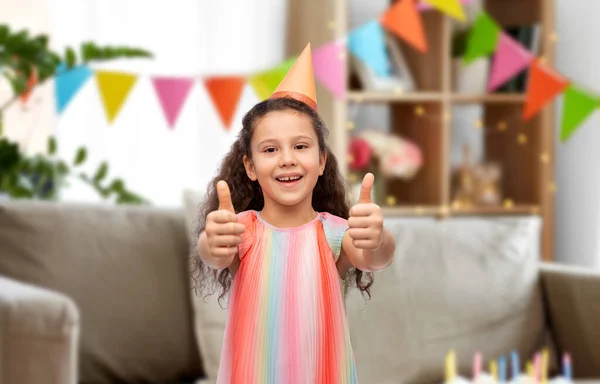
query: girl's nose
[{"left": 278, "top": 149, "right": 297, "bottom": 167}]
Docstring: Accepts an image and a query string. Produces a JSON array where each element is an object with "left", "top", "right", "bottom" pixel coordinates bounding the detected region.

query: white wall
[{"left": 554, "top": 0, "right": 600, "bottom": 268}]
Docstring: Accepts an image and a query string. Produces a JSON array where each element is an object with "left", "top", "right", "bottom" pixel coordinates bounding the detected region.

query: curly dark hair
[{"left": 190, "top": 97, "right": 374, "bottom": 303}]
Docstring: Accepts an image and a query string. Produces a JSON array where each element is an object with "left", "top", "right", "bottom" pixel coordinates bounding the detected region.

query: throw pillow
[{"left": 182, "top": 189, "right": 229, "bottom": 382}]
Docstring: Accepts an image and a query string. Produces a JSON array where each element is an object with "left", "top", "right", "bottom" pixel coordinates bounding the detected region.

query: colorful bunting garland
[{"left": 49, "top": 1, "right": 598, "bottom": 142}]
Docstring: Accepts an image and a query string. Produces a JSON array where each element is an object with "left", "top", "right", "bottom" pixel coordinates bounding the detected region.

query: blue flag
[
  {"left": 55, "top": 64, "right": 93, "bottom": 113},
  {"left": 348, "top": 21, "right": 390, "bottom": 78}
]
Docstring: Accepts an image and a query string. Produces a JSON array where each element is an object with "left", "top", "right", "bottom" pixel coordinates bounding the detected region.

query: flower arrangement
[
  {"left": 347, "top": 129, "right": 423, "bottom": 204},
  {"left": 348, "top": 129, "right": 423, "bottom": 179}
]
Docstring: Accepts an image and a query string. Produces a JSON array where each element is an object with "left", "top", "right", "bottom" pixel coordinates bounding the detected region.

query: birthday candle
[
  {"left": 499, "top": 356, "right": 506, "bottom": 383},
  {"left": 526, "top": 361, "right": 534, "bottom": 378},
  {"left": 446, "top": 350, "right": 456, "bottom": 383},
  {"left": 511, "top": 351, "right": 520, "bottom": 381},
  {"left": 563, "top": 353, "right": 572, "bottom": 380},
  {"left": 541, "top": 349, "right": 549, "bottom": 384},
  {"left": 490, "top": 360, "right": 498, "bottom": 383},
  {"left": 474, "top": 352, "right": 482, "bottom": 382},
  {"left": 534, "top": 353, "right": 542, "bottom": 384}
]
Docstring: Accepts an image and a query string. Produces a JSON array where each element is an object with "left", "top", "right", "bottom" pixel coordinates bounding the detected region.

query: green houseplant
[{"left": 0, "top": 24, "right": 151, "bottom": 204}]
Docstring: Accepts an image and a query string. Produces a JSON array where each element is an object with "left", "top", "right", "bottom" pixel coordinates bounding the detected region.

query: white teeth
[{"left": 277, "top": 176, "right": 301, "bottom": 181}]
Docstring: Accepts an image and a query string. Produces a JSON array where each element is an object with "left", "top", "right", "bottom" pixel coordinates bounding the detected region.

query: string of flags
[{"left": 51, "top": 0, "right": 598, "bottom": 142}]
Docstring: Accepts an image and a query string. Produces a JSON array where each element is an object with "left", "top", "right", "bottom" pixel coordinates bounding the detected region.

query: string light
[
  {"left": 346, "top": 120, "right": 355, "bottom": 130},
  {"left": 386, "top": 195, "right": 397, "bottom": 206},
  {"left": 393, "top": 87, "right": 404, "bottom": 95},
  {"left": 328, "top": 20, "right": 337, "bottom": 30},
  {"left": 540, "top": 153, "right": 550, "bottom": 163},
  {"left": 503, "top": 198, "right": 514, "bottom": 209},
  {"left": 474, "top": 119, "right": 483, "bottom": 129},
  {"left": 497, "top": 121, "right": 508, "bottom": 131},
  {"left": 438, "top": 205, "right": 450, "bottom": 218},
  {"left": 517, "top": 133, "right": 528, "bottom": 145},
  {"left": 548, "top": 182, "right": 557, "bottom": 193},
  {"left": 548, "top": 32, "right": 558, "bottom": 43},
  {"left": 414, "top": 105, "right": 425, "bottom": 116},
  {"left": 414, "top": 206, "right": 425, "bottom": 215}
]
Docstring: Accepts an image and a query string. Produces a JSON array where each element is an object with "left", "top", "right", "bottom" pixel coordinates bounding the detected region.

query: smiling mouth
[{"left": 276, "top": 175, "right": 303, "bottom": 183}]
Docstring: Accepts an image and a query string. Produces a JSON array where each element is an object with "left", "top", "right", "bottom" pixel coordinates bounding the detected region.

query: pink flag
[
  {"left": 151, "top": 76, "right": 194, "bottom": 128},
  {"left": 313, "top": 40, "right": 346, "bottom": 98},
  {"left": 488, "top": 32, "right": 534, "bottom": 92}
]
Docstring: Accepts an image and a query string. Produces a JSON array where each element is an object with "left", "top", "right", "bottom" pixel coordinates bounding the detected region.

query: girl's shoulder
[
  {"left": 318, "top": 212, "right": 348, "bottom": 227},
  {"left": 237, "top": 209, "right": 258, "bottom": 224}
]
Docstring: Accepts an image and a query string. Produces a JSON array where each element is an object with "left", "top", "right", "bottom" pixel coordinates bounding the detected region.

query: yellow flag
[
  {"left": 422, "top": 0, "right": 466, "bottom": 21},
  {"left": 95, "top": 71, "right": 138, "bottom": 124}
]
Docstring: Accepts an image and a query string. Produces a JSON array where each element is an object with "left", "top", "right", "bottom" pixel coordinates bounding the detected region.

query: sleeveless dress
[{"left": 216, "top": 210, "right": 359, "bottom": 384}]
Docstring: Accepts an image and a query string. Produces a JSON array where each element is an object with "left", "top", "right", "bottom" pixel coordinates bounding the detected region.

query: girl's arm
[{"left": 340, "top": 228, "right": 395, "bottom": 273}]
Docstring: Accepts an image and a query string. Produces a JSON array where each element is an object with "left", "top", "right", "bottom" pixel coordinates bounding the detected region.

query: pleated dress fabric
[{"left": 216, "top": 210, "right": 358, "bottom": 384}]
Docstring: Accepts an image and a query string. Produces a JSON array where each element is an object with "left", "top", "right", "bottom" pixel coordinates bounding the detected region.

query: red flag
[
  {"left": 523, "top": 60, "right": 569, "bottom": 121},
  {"left": 380, "top": 0, "right": 428, "bottom": 52},
  {"left": 204, "top": 77, "right": 246, "bottom": 130}
]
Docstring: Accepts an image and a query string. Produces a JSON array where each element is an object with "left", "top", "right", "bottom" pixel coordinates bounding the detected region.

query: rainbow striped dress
[{"left": 216, "top": 210, "right": 358, "bottom": 383}]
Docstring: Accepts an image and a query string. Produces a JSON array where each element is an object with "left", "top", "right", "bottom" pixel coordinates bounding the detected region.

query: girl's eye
[
  {"left": 264, "top": 147, "right": 276, "bottom": 153},
  {"left": 295, "top": 144, "right": 308, "bottom": 150}
]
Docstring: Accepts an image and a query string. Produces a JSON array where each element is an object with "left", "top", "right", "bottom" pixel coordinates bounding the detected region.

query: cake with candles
[{"left": 442, "top": 349, "right": 573, "bottom": 384}]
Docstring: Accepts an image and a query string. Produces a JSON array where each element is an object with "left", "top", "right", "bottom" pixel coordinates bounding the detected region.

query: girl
[{"left": 192, "top": 44, "right": 396, "bottom": 383}]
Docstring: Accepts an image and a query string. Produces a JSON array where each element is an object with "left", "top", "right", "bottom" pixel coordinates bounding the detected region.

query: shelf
[
  {"left": 346, "top": 91, "right": 444, "bottom": 103},
  {"left": 450, "top": 204, "right": 540, "bottom": 216},
  {"left": 381, "top": 204, "right": 540, "bottom": 217},
  {"left": 451, "top": 94, "right": 526, "bottom": 103}
]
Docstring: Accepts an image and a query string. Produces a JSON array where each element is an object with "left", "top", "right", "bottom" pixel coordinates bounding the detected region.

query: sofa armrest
[
  {"left": 0, "top": 276, "right": 80, "bottom": 384},
  {"left": 539, "top": 262, "right": 600, "bottom": 378}
]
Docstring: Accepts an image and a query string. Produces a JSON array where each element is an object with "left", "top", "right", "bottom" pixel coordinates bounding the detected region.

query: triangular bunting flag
[
  {"left": 204, "top": 77, "right": 245, "bottom": 130},
  {"left": 95, "top": 71, "right": 138, "bottom": 124},
  {"left": 249, "top": 58, "right": 295, "bottom": 101},
  {"left": 151, "top": 76, "right": 194, "bottom": 128},
  {"left": 560, "top": 85, "right": 599, "bottom": 142},
  {"left": 380, "top": 0, "right": 428, "bottom": 53},
  {"left": 55, "top": 64, "right": 93, "bottom": 113},
  {"left": 487, "top": 32, "right": 534, "bottom": 91},
  {"left": 348, "top": 21, "right": 391, "bottom": 77},
  {"left": 421, "top": 0, "right": 466, "bottom": 21},
  {"left": 313, "top": 40, "right": 346, "bottom": 98},
  {"left": 523, "top": 60, "right": 569, "bottom": 121},
  {"left": 417, "top": 0, "right": 472, "bottom": 10},
  {"left": 464, "top": 12, "right": 501, "bottom": 64}
]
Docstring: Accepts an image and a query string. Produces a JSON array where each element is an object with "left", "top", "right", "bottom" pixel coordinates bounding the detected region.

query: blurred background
[{"left": 1, "top": 0, "right": 599, "bottom": 384}]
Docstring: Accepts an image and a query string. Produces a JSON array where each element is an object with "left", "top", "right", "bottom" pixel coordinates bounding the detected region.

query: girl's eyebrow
[{"left": 256, "top": 135, "right": 314, "bottom": 147}]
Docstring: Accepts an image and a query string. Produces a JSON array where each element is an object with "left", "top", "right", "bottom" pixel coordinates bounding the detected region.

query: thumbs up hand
[
  {"left": 348, "top": 173, "right": 384, "bottom": 251},
  {"left": 205, "top": 180, "right": 246, "bottom": 259}
]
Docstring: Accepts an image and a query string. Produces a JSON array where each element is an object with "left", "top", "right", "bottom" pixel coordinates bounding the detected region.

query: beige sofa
[{"left": 0, "top": 199, "right": 599, "bottom": 384}]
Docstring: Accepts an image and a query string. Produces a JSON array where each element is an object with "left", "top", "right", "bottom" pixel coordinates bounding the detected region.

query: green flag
[
  {"left": 560, "top": 85, "right": 599, "bottom": 142},
  {"left": 249, "top": 58, "right": 296, "bottom": 101},
  {"left": 463, "top": 12, "right": 501, "bottom": 64}
]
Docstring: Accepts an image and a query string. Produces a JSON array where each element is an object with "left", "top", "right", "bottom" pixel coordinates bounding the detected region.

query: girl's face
[{"left": 243, "top": 110, "right": 326, "bottom": 210}]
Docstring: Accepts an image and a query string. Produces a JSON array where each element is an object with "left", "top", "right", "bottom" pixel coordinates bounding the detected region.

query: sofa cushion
[
  {"left": 345, "top": 216, "right": 557, "bottom": 384},
  {"left": 0, "top": 201, "right": 204, "bottom": 383},
  {"left": 182, "top": 189, "right": 228, "bottom": 382}
]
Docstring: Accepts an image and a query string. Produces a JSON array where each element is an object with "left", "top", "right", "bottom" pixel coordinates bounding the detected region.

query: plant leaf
[
  {"left": 65, "top": 47, "right": 76, "bottom": 68},
  {"left": 73, "top": 147, "right": 87, "bottom": 166},
  {"left": 47, "top": 136, "right": 57, "bottom": 155},
  {"left": 93, "top": 161, "right": 108, "bottom": 183}
]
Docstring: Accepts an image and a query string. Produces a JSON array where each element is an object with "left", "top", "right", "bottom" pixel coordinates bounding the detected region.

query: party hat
[{"left": 270, "top": 43, "right": 318, "bottom": 111}]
